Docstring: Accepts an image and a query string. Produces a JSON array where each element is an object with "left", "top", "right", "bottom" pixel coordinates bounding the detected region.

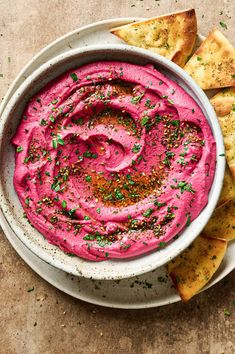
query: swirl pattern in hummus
[{"left": 12, "top": 61, "right": 216, "bottom": 260}]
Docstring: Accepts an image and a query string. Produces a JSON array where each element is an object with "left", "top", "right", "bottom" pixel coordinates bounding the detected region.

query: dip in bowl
[{"left": 0, "top": 45, "right": 225, "bottom": 279}]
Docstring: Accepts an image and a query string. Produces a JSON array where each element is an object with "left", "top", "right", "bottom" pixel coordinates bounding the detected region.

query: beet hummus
[{"left": 12, "top": 61, "right": 216, "bottom": 261}]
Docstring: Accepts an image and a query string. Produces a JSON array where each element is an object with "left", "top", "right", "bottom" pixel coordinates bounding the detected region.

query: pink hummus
[{"left": 12, "top": 61, "right": 216, "bottom": 261}]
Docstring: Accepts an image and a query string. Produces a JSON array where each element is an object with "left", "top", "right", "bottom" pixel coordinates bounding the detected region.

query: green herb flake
[
  {"left": 51, "top": 99, "right": 58, "bottom": 105},
  {"left": 27, "top": 286, "right": 34, "bottom": 293},
  {"left": 16, "top": 146, "right": 23, "bottom": 152},
  {"left": 84, "top": 215, "right": 90, "bottom": 220},
  {"left": 197, "top": 56, "right": 202, "bottom": 61},
  {"left": 57, "top": 136, "right": 65, "bottom": 145},
  {"left": 141, "top": 116, "right": 150, "bottom": 126},
  {"left": 224, "top": 309, "right": 230, "bottom": 317},
  {"left": 25, "top": 197, "right": 30, "bottom": 205},
  {"left": 96, "top": 207, "right": 101, "bottom": 214},
  {"left": 52, "top": 139, "right": 58, "bottom": 149},
  {"left": 142, "top": 208, "right": 153, "bottom": 218},
  {"left": 132, "top": 144, "right": 142, "bottom": 153},
  {"left": 130, "top": 93, "right": 144, "bottom": 105},
  {"left": 70, "top": 72, "right": 78, "bottom": 82},
  {"left": 171, "top": 120, "right": 180, "bottom": 127},
  {"left": 40, "top": 119, "right": 48, "bottom": 126},
  {"left": 186, "top": 214, "right": 191, "bottom": 227},
  {"left": 61, "top": 200, "right": 67, "bottom": 209},
  {"left": 85, "top": 175, "right": 92, "bottom": 182},
  {"left": 220, "top": 21, "right": 227, "bottom": 29},
  {"left": 159, "top": 242, "right": 166, "bottom": 248}
]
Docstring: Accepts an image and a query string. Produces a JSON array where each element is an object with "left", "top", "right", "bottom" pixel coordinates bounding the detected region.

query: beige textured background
[{"left": 0, "top": 1, "right": 235, "bottom": 353}]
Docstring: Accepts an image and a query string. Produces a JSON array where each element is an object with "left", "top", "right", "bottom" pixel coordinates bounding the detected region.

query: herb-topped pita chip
[
  {"left": 211, "top": 87, "right": 235, "bottom": 116},
  {"left": 210, "top": 87, "right": 235, "bottom": 180},
  {"left": 184, "top": 29, "right": 235, "bottom": 89},
  {"left": 217, "top": 164, "right": 235, "bottom": 208},
  {"left": 203, "top": 199, "right": 235, "bottom": 241},
  {"left": 167, "top": 234, "right": 227, "bottom": 302},
  {"left": 110, "top": 9, "right": 197, "bottom": 67}
]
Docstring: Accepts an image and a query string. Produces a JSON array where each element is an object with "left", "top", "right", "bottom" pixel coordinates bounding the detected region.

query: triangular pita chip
[
  {"left": 211, "top": 87, "right": 235, "bottom": 116},
  {"left": 210, "top": 87, "right": 235, "bottom": 180},
  {"left": 203, "top": 199, "right": 235, "bottom": 241},
  {"left": 110, "top": 9, "right": 197, "bottom": 67},
  {"left": 184, "top": 29, "right": 235, "bottom": 89},
  {"left": 167, "top": 234, "right": 227, "bottom": 302},
  {"left": 217, "top": 164, "right": 235, "bottom": 208}
]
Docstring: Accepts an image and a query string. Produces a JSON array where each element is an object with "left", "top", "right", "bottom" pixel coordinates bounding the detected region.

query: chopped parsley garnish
[
  {"left": 154, "top": 200, "right": 166, "bottom": 208},
  {"left": 40, "top": 119, "right": 48, "bottom": 126},
  {"left": 115, "top": 189, "right": 124, "bottom": 200},
  {"left": 132, "top": 144, "right": 141, "bottom": 153},
  {"left": 83, "top": 151, "right": 98, "bottom": 158},
  {"left": 224, "top": 309, "right": 230, "bottom": 316},
  {"left": 186, "top": 214, "right": 191, "bottom": 226},
  {"left": 72, "top": 117, "right": 84, "bottom": 125},
  {"left": 51, "top": 99, "right": 58, "bottom": 105},
  {"left": 159, "top": 242, "right": 166, "bottom": 247},
  {"left": 171, "top": 120, "right": 180, "bottom": 127},
  {"left": 141, "top": 116, "right": 150, "bottom": 126},
  {"left": 85, "top": 175, "right": 92, "bottom": 182},
  {"left": 142, "top": 208, "right": 153, "bottom": 218},
  {"left": 61, "top": 200, "right": 67, "bottom": 209},
  {"left": 155, "top": 114, "right": 162, "bottom": 123},
  {"left": 27, "top": 287, "right": 34, "bottom": 293},
  {"left": 197, "top": 56, "right": 202, "bottom": 61},
  {"left": 70, "top": 72, "right": 78, "bottom": 82},
  {"left": 96, "top": 207, "right": 101, "bottom": 214},
  {"left": 16, "top": 146, "right": 23, "bottom": 152},
  {"left": 130, "top": 93, "right": 144, "bottom": 104},
  {"left": 171, "top": 181, "right": 196, "bottom": 194},
  {"left": 84, "top": 216, "right": 90, "bottom": 220},
  {"left": 25, "top": 197, "right": 31, "bottom": 205},
  {"left": 219, "top": 21, "right": 227, "bottom": 29},
  {"left": 145, "top": 98, "right": 156, "bottom": 109},
  {"left": 52, "top": 135, "right": 65, "bottom": 149}
]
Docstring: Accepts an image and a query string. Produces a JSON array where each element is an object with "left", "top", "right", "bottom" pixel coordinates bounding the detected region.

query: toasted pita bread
[
  {"left": 203, "top": 199, "right": 235, "bottom": 241},
  {"left": 167, "top": 234, "right": 227, "bottom": 302},
  {"left": 217, "top": 164, "right": 235, "bottom": 208},
  {"left": 211, "top": 87, "right": 235, "bottom": 116},
  {"left": 110, "top": 9, "right": 197, "bottom": 67},
  {"left": 210, "top": 87, "right": 235, "bottom": 180},
  {"left": 184, "top": 29, "right": 235, "bottom": 89}
]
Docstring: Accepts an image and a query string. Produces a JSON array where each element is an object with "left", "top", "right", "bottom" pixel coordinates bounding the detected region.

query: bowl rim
[{"left": 0, "top": 44, "right": 225, "bottom": 280}]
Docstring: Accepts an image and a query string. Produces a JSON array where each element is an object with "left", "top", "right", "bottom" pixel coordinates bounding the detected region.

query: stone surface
[{"left": 0, "top": 1, "right": 234, "bottom": 353}]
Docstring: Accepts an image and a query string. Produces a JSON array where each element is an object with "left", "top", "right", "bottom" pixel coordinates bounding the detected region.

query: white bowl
[{"left": 0, "top": 45, "right": 225, "bottom": 280}]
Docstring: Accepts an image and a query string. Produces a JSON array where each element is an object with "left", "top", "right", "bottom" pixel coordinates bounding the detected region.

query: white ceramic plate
[{"left": 0, "top": 18, "right": 234, "bottom": 307}]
